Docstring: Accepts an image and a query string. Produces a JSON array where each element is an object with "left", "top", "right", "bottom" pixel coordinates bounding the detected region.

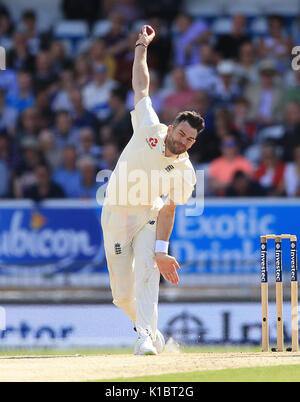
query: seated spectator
[
  {"left": 258, "top": 15, "right": 293, "bottom": 72},
  {"left": 283, "top": 145, "right": 300, "bottom": 197},
  {"left": 226, "top": 170, "right": 266, "bottom": 197},
  {"left": 281, "top": 101, "right": 300, "bottom": 161},
  {"left": 34, "top": 51, "right": 58, "bottom": 92},
  {"left": 212, "top": 60, "right": 241, "bottom": 110},
  {"left": 38, "top": 129, "right": 62, "bottom": 170},
  {"left": 208, "top": 136, "right": 253, "bottom": 195},
  {"left": 185, "top": 43, "right": 218, "bottom": 93},
  {"left": 76, "top": 155, "right": 99, "bottom": 199},
  {"left": 82, "top": 63, "right": 117, "bottom": 121},
  {"left": 15, "top": 106, "right": 41, "bottom": 146},
  {"left": 111, "top": 0, "right": 142, "bottom": 25},
  {"left": 235, "top": 42, "right": 260, "bottom": 88},
  {"left": 78, "top": 127, "right": 101, "bottom": 159},
  {"left": 173, "top": 14, "right": 210, "bottom": 67},
  {"left": 0, "top": 11, "right": 14, "bottom": 50},
  {"left": 70, "top": 88, "right": 98, "bottom": 130},
  {"left": 49, "top": 40, "right": 72, "bottom": 75},
  {"left": 253, "top": 142, "right": 285, "bottom": 196},
  {"left": 283, "top": 69, "right": 300, "bottom": 107},
  {"left": 35, "top": 87, "right": 54, "bottom": 129},
  {"left": 214, "top": 14, "right": 251, "bottom": 61},
  {"left": 292, "top": 13, "right": 300, "bottom": 45},
  {"left": 51, "top": 69, "right": 75, "bottom": 112},
  {"left": 103, "top": 11, "right": 128, "bottom": 61},
  {"left": 24, "top": 162, "right": 65, "bottom": 201},
  {"left": 99, "top": 141, "right": 120, "bottom": 170},
  {"left": 53, "top": 146, "right": 81, "bottom": 198},
  {"left": 53, "top": 110, "right": 78, "bottom": 150},
  {"left": 0, "top": 159, "right": 9, "bottom": 197},
  {"left": 0, "top": 133, "right": 20, "bottom": 172},
  {"left": 6, "top": 32, "right": 35, "bottom": 71},
  {"left": 20, "top": 9, "right": 47, "bottom": 56},
  {"left": 90, "top": 38, "right": 116, "bottom": 80},
  {"left": 232, "top": 97, "right": 258, "bottom": 150},
  {"left": 101, "top": 88, "right": 132, "bottom": 149},
  {"left": 0, "top": 69, "right": 18, "bottom": 94},
  {"left": 5, "top": 69, "right": 35, "bottom": 113},
  {"left": 13, "top": 137, "right": 43, "bottom": 198},
  {"left": 73, "top": 55, "right": 92, "bottom": 89},
  {"left": 161, "top": 67, "right": 197, "bottom": 123},
  {"left": 245, "top": 59, "right": 284, "bottom": 125},
  {"left": 0, "top": 87, "right": 18, "bottom": 135}
]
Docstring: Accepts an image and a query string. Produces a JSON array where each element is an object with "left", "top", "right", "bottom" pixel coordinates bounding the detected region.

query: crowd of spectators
[{"left": 0, "top": 0, "right": 300, "bottom": 200}]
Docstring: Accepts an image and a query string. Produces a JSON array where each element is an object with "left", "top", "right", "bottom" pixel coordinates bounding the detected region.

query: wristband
[
  {"left": 155, "top": 240, "right": 169, "bottom": 254},
  {"left": 135, "top": 43, "right": 147, "bottom": 48}
]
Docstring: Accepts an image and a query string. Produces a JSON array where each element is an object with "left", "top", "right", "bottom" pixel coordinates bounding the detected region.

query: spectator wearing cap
[
  {"left": 212, "top": 60, "right": 241, "bottom": 110},
  {"left": 69, "top": 88, "right": 98, "bottom": 130},
  {"left": 214, "top": 14, "right": 251, "bottom": 61},
  {"left": 24, "top": 162, "right": 65, "bottom": 202},
  {"left": 82, "top": 63, "right": 117, "bottom": 121},
  {"left": 245, "top": 59, "right": 284, "bottom": 125},
  {"left": 0, "top": 87, "right": 18, "bottom": 135},
  {"left": 53, "top": 145, "right": 81, "bottom": 198},
  {"left": 53, "top": 110, "right": 78, "bottom": 150},
  {"left": 76, "top": 155, "right": 99, "bottom": 199},
  {"left": 208, "top": 136, "right": 253, "bottom": 195},
  {"left": 5, "top": 69, "right": 35, "bottom": 113},
  {"left": 253, "top": 142, "right": 285, "bottom": 196}
]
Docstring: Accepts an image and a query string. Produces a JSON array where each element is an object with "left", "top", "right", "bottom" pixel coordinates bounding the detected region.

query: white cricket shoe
[
  {"left": 134, "top": 331, "right": 158, "bottom": 355},
  {"left": 153, "top": 329, "right": 165, "bottom": 354}
]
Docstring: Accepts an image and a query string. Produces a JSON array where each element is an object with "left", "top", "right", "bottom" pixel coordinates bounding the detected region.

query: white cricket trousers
[{"left": 101, "top": 206, "right": 160, "bottom": 338}]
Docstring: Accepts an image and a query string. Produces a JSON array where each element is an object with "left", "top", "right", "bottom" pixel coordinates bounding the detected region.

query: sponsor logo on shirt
[{"left": 146, "top": 137, "right": 158, "bottom": 149}]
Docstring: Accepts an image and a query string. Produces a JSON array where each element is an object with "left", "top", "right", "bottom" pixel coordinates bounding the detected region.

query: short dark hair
[{"left": 172, "top": 111, "right": 205, "bottom": 135}]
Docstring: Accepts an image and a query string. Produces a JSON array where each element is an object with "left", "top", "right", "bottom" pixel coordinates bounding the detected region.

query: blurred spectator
[
  {"left": 185, "top": 43, "right": 218, "bottom": 93},
  {"left": 292, "top": 13, "right": 300, "bottom": 45},
  {"left": 53, "top": 146, "right": 81, "bottom": 198},
  {"left": 208, "top": 136, "right": 253, "bottom": 195},
  {"left": 34, "top": 51, "right": 58, "bottom": 91},
  {"left": 13, "top": 137, "right": 43, "bottom": 198},
  {"left": 76, "top": 155, "right": 99, "bottom": 199},
  {"left": 70, "top": 88, "right": 98, "bottom": 130},
  {"left": 226, "top": 170, "right": 266, "bottom": 197},
  {"left": 111, "top": 0, "right": 142, "bottom": 25},
  {"left": 212, "top": 60, "right": 241, "bottom": 109},
  {"left": 283, "top": 70, "right": 300, "bottom": 107},
  {"left": 281, "top": 101, "right": 300, "bottom": 161},
  {"left": 173, "top": 14, "right": 210, "bottom": 67},
  {"left": 0, "top": 87, "right": 18, "bottom": 135},
  {"left": 0, "top": 159, "right": 9, "bottom": 197},
  {"left": 78, "top": 127, "right": 101, "bottom": 159},
  {"left": 0, "top": 69, "right": 18, "bottom": 94},
  {"left": 74, "top": 55, "right": 92, "bottom": 89},
  {"left": 253, "top": 142, "right": 285, "bottom": 196},
  {"left": 24, "top": 162, "right": 65, "bottom": 201},
  {"left": 20, "top": 9, "right": 49, "bottom": 56},
  {"left": 52, "top": 69, "right": 75, "bottom": 112},
  {"left": 232, "top": 97, "right": 257, "bottom": 150},
  {"left": 283, "top": 145, "right": 300, "bottom": 197},
  {"left": 103, "top": 11, "right": 128, "bottom": 60},
  {"left": 53, "top": 110, "right": 78, "bottom": 150},
  {"left": 49, "top": 40, "right": 73, "bottom": 75},
  {"left": 214, "top": 14, "right": 251, "bottom": 61},
  {"left": 35, "top": 88, "right": 54, "bottom": 129},
  {"left": 15, "top": 107, "right": 41, "bottom": 145},
  {"left": 38, "top": 129, "right": 62, "bottom": 170},
  {"left": 6, "top": 32, "right": 35, "bottom": 71},
  {"left": 99, "top": 141, "right": 119, "bottom": 170},
  {"left": 258, "top": 15, "right": 293, "bottom": 71},
  {"left": 90, "top": 38, "right": 116, "bottom": 79},
  {"left": 101, "top": 88, "right": 132, "bottom": 149},
  {"left": 245, "top": 59, "right": 283, "bottom": 125},
  {"left": 235, "top": 42, "right": 259, "bottom": 87},
  {"left": 5, "top": 70, "right": 35, "bottom": 113},
  {"left": 82, "top": 63, "right": 117, "bottom": 121},
  {"left": 161, "top": 67, "right": 197, "bottom": 123},
  {"left": 0, "top": 10, "right": 14, "bottom": 50}
]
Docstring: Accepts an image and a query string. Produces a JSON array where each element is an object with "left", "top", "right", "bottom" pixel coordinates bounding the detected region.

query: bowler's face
[{"left": 166, "top": 121, "right": 197, "bottom": 155}]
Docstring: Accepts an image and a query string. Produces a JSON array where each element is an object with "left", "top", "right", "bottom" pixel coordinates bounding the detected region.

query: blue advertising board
[{"left": 0, "top": 199, "right": 299, "bottom": 286}]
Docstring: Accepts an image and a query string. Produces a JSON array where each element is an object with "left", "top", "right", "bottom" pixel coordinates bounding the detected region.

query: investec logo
[
  {"left": 261, "top": 244, "right": 267, "bottom": 282},
  {"left": 291, "top": 242, "right": 297, "bottom": 281},
  {"left": 275, "top": 244, "right": 282, "bottom": 282},
  {"left": 0, "top": 47, "right": 6, "bottom": 70}
]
